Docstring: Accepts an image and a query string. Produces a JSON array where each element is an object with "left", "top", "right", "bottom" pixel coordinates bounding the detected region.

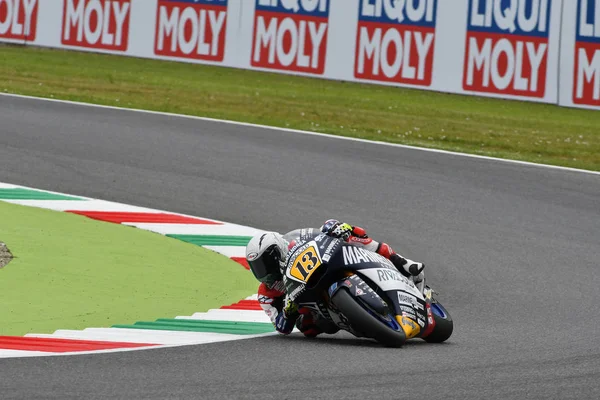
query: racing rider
[{"left": 245, "top": 220, "right": 425, "bottom": 336}]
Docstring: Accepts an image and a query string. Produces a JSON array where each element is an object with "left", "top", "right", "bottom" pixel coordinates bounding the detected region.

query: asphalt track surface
[{"left": 0, "top": 95, "right": 599, "bottom": 400}]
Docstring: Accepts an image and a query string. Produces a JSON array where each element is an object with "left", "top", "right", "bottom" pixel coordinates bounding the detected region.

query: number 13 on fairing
[{"left": 287, "top": 243, "right": 322, "bottom": 283}]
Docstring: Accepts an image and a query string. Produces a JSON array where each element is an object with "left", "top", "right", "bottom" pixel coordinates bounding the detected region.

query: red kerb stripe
[
  {"left": 0, "top": 336, "right": 158, "bottom": 353},
  {"left": 221, "top": 300, "right": 262, "bottom": 310},
  {"left": 65, "top": 211, "right": 222, "bottom": 225},
  {"left": 230, "top": 257, "right": 250, "bottom": 270}
]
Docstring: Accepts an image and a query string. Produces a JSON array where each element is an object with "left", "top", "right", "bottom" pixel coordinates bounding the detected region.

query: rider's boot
[
  {"left": 296, "top": 307, "right": 340, "bottom": 337},
  {"left": 390, "top": 253, "right": 425, "bottom": 280},
  {"left": 296, "top": 307, "right": 322, "bottom": 337}
]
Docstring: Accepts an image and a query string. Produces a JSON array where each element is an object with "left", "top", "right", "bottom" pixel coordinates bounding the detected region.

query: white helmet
[{"left": 246, "top": 232, "right": 288, "bottom": 285}]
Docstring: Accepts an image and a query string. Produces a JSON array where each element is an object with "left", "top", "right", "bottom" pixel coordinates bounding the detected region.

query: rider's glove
[
  {"left": 283, "top": 296, "right": 298, "bottom": 317},
  {"left": 275, "top": 312, "right": 295, "bottom": 335},
  {"left": 274, "top": 297, "right": 298, "bottom": 335},
  {"left": 322, "top": 220, "right": 353, "bottom": 241}
]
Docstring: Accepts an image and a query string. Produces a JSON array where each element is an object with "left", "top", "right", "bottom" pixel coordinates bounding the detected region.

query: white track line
[{"left": 2, "top": 92, "right": 598, "bottom": 176}]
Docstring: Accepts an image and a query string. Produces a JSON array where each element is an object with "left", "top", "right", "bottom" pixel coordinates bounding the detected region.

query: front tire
[
  {"left": 423, "top": 301, "right": 453, "bottom": 343},
  {"left": 331, "top": 288, "right": 406, "bottom": 347}
]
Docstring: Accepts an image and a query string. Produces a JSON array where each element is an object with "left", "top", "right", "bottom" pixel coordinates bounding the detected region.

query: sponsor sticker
[
  {"left": 327, "top": 281, "right": 338, "bottom": 297},
  {"left": 289, "top": 283, "right": 305, "bottom": 299},
  {"left": 354, "top": 0, "right": 437, "bottom": 86},
  {"left": 0, "top": 0, "right": 38, "bottom": 41},
  {"left": 398, "top": 291, "right": 424, "bottom": 310},
  {"left": 398, "top": 315, "right": 421, "bottom": 338},
  {"left": 251, "top": 0, "right": 330, "bottom": 74},
  {"left": 348, "top": 236, "right": 373, "bottom": 245},
  {"left": 463, "top": 0, "right": 552, "bottom": 98},
  {"left": 358, "top": 267, "right": 417, "bottom": 293},
  {"left": 258, "top": 294, "right": 273, "bottom": 304},
  {"left": 287, "top": 241, "right": 322, "bottom": 283},
  {"left": 154, "top": 0, "right": 228, "bottom": 61},
  {"left": 342, "top": 246, "right": 395, "bottom": 268},
  {"left": 573, "top": 0, "right": 600, "bottom": 106},
  {"left": 62, "top": 0, "right": 131, "bottom": 51}
]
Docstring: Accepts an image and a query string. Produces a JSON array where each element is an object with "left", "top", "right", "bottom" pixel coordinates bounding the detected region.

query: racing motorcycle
[{"left": 283, "top": 233, "right": 453, "bottom": 347}]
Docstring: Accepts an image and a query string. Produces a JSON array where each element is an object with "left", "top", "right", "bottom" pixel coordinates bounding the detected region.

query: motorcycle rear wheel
[{"left": 331, "top": 288, "right": 406, "bottom": 348}]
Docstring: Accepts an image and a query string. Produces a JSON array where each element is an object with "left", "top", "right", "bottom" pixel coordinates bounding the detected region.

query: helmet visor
[{"left": 248, "top": 246, "right": 280, "bottom": 284}]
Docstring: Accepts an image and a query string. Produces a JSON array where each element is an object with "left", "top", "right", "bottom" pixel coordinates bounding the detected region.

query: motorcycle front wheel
[{"left": 423, "top": 300, "right": 453, "bottom": 343}]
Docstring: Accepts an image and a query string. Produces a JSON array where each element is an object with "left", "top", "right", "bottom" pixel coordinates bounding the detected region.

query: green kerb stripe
[
  {"left": 112, "top": 319, "right": 274, "bottom": 335},
  {"left": 167, "top": 234, "right": 253, "bottom": 247},
  {"left": 0, "top": 188, "right": 84, "bottom": 200}
]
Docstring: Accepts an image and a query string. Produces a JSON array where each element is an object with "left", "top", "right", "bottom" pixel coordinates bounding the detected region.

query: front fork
[
  {"left": 392, "top": 279, "right": 437, "bottom": 340},
  {"left": 419, "top": 282, "right": 437, "bottom": 338}
]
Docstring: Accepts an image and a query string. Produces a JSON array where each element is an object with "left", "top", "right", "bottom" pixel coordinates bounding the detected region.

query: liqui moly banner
[
  {"left": 251, "top": 0, "right": 330, "bottom": 75},
  {"left": 572, "top": 0, "right": 600, "bottom": 106},
  {"left": 154, "top": 0, "right": 228, "bottom": 62},
  {"left": 2, "top": 0, "right": 598, "bottom": 110},
  {"left": 463, "top": 0, "right": 552, "bottom": 98},
  {"left": 0, "top": 0, "right": 38, "bottom": 41},
  {"left": 354, "top": 0, "right": 437, "bottom": 86},
  {"left": 62, "top": 0, "right": 131, "bottom": 51}
]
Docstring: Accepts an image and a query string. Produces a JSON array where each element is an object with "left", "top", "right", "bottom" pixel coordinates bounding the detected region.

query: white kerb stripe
[
  {"left": 0, "top": 199, "right": 160, "bottom": 212},
  {"left": 0, "top": 349, "right": 49, "bottom": 358},
  {"left": 25, "top": 329, "right": 253, "bottom": 345},
  {"left": 123, "top": 223, "right": 262, "bottom": 237},
  {"left": 177, "top": 310, "right": 271, "bottom": 323},
  {"left": 203, "top": 245, "right": 249, "bottom": 258},
  {"left": 0, "top": 183, "right": 20, "bottom": 189}
]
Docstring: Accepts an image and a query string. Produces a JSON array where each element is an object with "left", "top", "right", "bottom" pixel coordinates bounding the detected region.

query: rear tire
[
  {"left": 331, "top": 288, "right": 406, "bottom": 347},
  {"left": 423, "top": 301, "right": 453, "bottom": 343}
]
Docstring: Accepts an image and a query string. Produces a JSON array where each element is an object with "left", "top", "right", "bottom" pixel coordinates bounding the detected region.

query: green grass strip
[
  {"left": 0, "top": 188, "right": 83, "bottom": 200},
  {"left": 1, "top": 46, "right": 598, "bottom": 171},
  {"left": 0, "top": 201, "right": 258, "bottom": 336},
  {"left": 168, "top": 234, "right": 252, "bottom": 247},
  {"left": 113, "top": 319, "right": 274, "bottom": 335}
]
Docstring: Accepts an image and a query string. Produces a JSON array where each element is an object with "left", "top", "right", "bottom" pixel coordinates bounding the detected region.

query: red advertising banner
[
  {"left": 251, "top": 0, "right": 330, "bottom": 75},
  {"left": 154, "top": 0, "right": 228, "bottom": 62},
  {"left": 0, "top": 0, "right": 38, "bottom": 41},
  {"left": 572, "top": 0, "right": 600, "bottom": 106},
  {"left": 61, "top": 0, "right": 131, "bottom": 51},
  {"left": 463, "top": 0, "right": 551, "bottom": 98},
  {"left": 354, "top": 0, "right": 437, "bottom": 86}
]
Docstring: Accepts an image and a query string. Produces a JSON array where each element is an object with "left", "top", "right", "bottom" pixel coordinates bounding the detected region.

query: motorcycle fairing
[
  {"left": 325, "top": 244, "right": 429, "bottom": 334},
  {"left": 327, "top": 274, "right": 389, "bottom": 316},
  {"left": 283, "top": 235, "right": 431, "bottom": 338}
]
